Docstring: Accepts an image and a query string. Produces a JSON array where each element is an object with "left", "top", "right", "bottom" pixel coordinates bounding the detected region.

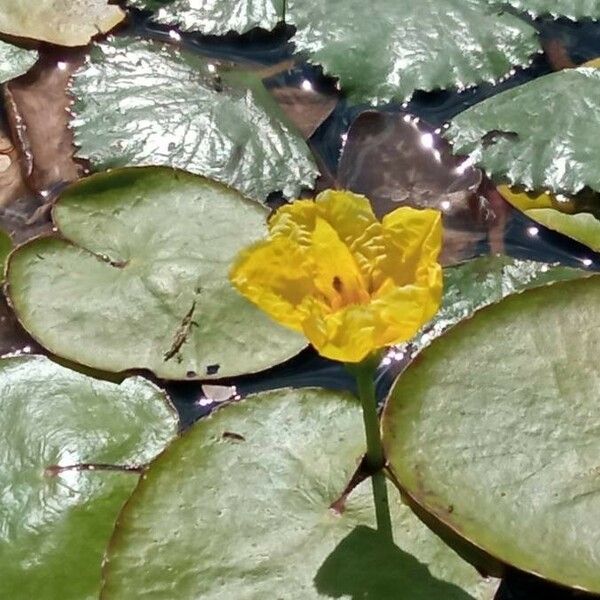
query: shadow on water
[
  {"left": 314, "top": 526, "right": 474, "bottom": 600},
  {"left": 495, "top": 569, "right": 595, "bottom": 600}
]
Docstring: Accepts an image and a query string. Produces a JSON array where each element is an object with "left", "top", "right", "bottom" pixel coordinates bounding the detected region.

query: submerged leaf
[
  {"left": 446, "top": 67, "right": 600, "bottom": 195},
  {"left": 526, "top": 209, "right": 600, "bottom": 251},
  {"left": 414, "top": 255, "right": 587, "bottom": 352},
  {"left": 0, "top": 41, "right": 37, "bottom": 84},
  {"left": 285, "top": 0, "right": 539, "bottom": 103},
  {"left": 101, "top": 388, "right": 498, "bottom": 599},
  {"left": 70, "top": 37, "right": 317, "bottom": 202},
  {"left": 0, "top": 355, "right": 177, "bottom": 600},
  {"left": 0, "top": 0, "right": 125, "bottom": 46},
  {"left": 4, "top": 49, "right": 84, "bottom": 193},
  {"left": 383, "top": 276, "right": 600, "bottom": 593},
  {"left": 7, "top": 167, "right": 306, "bottom": 380},
  {"left": 332, "top": 111, "right": 490, "bottom": 265}
]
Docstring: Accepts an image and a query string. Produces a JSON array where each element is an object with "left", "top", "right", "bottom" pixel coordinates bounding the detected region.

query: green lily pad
[
  {"left": 0, "top": 0, "right": 124, "bottom": 46},
  {"left": 6, "top": 167, "right": 306, "bottom": 380},
  {"left": 526, "top": 209, "right": 600, "bottom": 252},
  {"left": 504, "top": 0, "right": 600, "bottom": 18},
  {"left": 0, "top": 354, "right": 178, "bottom": 600},
  {"left": 446, "top": 67, "right": 600, "bottom": 195},
  {"left": 0, "top": 41, "right": 37, "bottom": 84},
  {"left": 127, "top": 0, "right": 284, "bottom": 34},
  {"left": 404, "top": 255, "right": 587, "bottom": 355},
  {"left": 70, "top": 37, "right": 317, "bottom": 202},
  {"left": 284, "top": 0, "right": 539, "bottom": 103},
  {"left": 101, "top": 388, "right": 498, "bottom": 599},
  {"left": 383, "top": 276, "right": 600, "bottom": 594}
]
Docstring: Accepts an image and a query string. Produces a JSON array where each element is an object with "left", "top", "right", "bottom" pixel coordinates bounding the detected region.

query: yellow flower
[{"left": 230, "top": 190, "right": 443, "bottom": 363}]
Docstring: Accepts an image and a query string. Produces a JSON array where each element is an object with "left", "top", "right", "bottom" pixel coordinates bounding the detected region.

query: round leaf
[
  {"left": 446, "top": 67, "right": 600, "bottom": 195},
  {"left": 0, "top": 354, "right": 178, "bottom": 599},
  {"left": 101, "top": 388, "right": 497, "bottom": 599},
  {"left": 70, "top": 37, "right": 317, "bottom": 202},
  {"left": 7, "top": 167, "right": 306, "bottom": 380},
  {"left": 383, "top": 276, "right": 600, "bottom": 593},
  {"left": 0, "top": 41, "right": 37, "bottom": 84},
  {"left": 286, "top": 0, "right": 539, "bottom": 103},
  {"left": 0, "top": 0, "right": 124, "bottom": 46}
]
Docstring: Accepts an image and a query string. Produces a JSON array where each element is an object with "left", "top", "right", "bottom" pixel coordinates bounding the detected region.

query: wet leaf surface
[
  {"left": 505, "top": 0, "right": 600, "bottom": 19},
  {"left": 499, "top": 185, "right": 600, "bottom": 253},
  {"left": 0, "top": 354, "right": 178, "bottom": 600},
  {"left": 0, "top": 40, "right": 37, "bottom": 84},
  {"left": 70, "top": 36, "right": 317, "bottom": 202},
  {"left": 0, "top": 0, "right": 125, "bottom": 46},
  {"left": 7, "top": 167, "right": 306, "bottom": 380},
  {"left": 446, "top": 67, "right": 600, "bottom": 195},
  {"left": 128, "top": 0, "right": 540, "bottom": 104},
  {"left": 127, "top": 0, "right": 284, "bottom": 35},
  {"left": 383, "top": 276, "right": 600, "bottom": 594},
  {"left": 101, "top": 388, "right": 498, "bottom": 600},
  {"left": 285, "top": 0, "right": 539, "bottom": 103},
  {"left": 4, "top": 48, "right": 84, "bottom": 193}
]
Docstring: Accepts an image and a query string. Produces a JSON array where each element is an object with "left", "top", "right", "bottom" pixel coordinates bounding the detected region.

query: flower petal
[
  {"left": 302, "top": 272, "right": 442, "bottom": 363},
  {"left": 310, "top": 216, "right": 369, "bottom": 309},
  {"left": 229, "top": 236, "right": 316, "bottom": 332},
  {"left": 379, "top": 207, "right": 443, "bottom": 288}
]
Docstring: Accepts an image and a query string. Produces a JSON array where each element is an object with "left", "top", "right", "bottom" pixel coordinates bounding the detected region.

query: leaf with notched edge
[
  {"left": 7, "top": 167, "right": 306, "bottom": 380},
  {"left": 70, "top": 37, "right": 318, "bottom": 202}
]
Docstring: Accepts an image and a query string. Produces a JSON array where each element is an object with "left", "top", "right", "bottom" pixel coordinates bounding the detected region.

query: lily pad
[
  {"left": 383, "top": 276, "right": 600, "bottom": 593},
  {"left": 128, "top": 0, "right": 539, "bottom": 103},
  {"left": 0, "top": 41, "right": 37, "bottom": 84},
  {"left": 446, "top": 67, "right": 600, "bottom": 195},
  {"left": 6, "top": 167, "right": 306, "bottom": 380},
  {"left": 101, "top": 388, "right": 497, "bottom": 599},
  {"left": 286, "top": 0, "right": 539, "bottom": 103},
  {"left": 127, "top": 0, "right": 284, "bottom": 34},
  {"left": 0, "top": 0, "right": 125, "bottom": 47},
  {"left": 412, "top": 255, "right": 586, "bottom": 352},
  {"left": 504, "top": 0, "right": 600, "bottom": 19},
  {"left": 70, "top": 37, "right": 317, "bottom": 202},
  {"left": 0, "top": 354, "right": 178, "bottom": 600}
]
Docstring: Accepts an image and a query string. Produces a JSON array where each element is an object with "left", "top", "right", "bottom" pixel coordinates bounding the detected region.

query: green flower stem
[{"left": 348, "top": 356, "right": 393, "bottom": 541}]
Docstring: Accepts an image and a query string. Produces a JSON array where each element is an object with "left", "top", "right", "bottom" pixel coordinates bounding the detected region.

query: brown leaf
[
  {"left": 4, "top": 47, "right": 84, "bottom": 194},
  {"left": 330, "top": 110, "right": 513, "bottom": 265},
  {"left": 269, "top": 84, "right": 338, "bottom": 139}
]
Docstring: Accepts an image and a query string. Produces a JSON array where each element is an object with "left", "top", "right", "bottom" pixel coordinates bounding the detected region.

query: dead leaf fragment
[{"left": 0, "top": 0, "right": 125, "bottom": 47}]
